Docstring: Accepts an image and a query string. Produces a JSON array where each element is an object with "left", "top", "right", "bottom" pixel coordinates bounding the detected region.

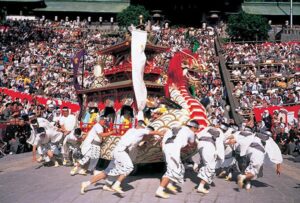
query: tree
[
  {"left": 226, "top": 11, "right": 271, "bottom": 41},
  {"left": 117, "top": 5, "right": 150, "bottom": 28}
]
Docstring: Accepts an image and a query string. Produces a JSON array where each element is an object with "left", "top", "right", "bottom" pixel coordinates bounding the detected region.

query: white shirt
[
  {"left": 117, "top": 128, "right": 150, "bottom": 150},
  {"left": 81, "top": 123, "right": 104, "bottom": 154},
  {"left": 59, "top": 116, "right": 66, "bottom": 127},
  {"left": 233, "top": 131, "right": 255, "bottom": 156},
  {"left": 65, "top": 130, "right": 79, "bottom": 143},
  {"left": 173, "top": 126, "right": 195, "bottom": 149},
  {"left": 60, "top": 114, "right": 77, "bottom": 131},
  {"left": 87, "top": 123, "right": 104, "bottom": 142},
  {"left": 162, "top": 129, "right": 173, "bottom": 149},
  {"left": 34, "top": 134, "right": 50, "bottom": 146},
  {"left": 37, "top": 118, "right": 55, "bottom": 131},
  {"left": 196, "top": 126, "right": 225, "bottom": 161}
]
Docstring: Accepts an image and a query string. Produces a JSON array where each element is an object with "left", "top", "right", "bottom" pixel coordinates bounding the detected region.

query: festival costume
[
  {"left": 162, "top": 126, "right": 195, "bottom": 183},
  {"left": 196, "top": 127, "right": 224, "bottom": 185},
  {"left": 77, "top": 123, "right": 103, "bottom": 172},
  {"left": 234, "top": 132, "right": 283, "bottom": 188},
  {"left": 104, "top": 128, "right": 150, "bottom": 177},
  {"left": 61, "top": 130, "right": 81, "bottom": 164},
  {"left": 216, "top": 128, "right": 238, "bottom": 179},
  {"left": 33, "top": 128, "right": 63, "bottom": 164}
]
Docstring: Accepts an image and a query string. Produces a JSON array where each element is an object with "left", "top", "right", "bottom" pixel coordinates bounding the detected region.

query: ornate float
[{"left": 75, "top": 33, "right": 209, "bottom": 165}]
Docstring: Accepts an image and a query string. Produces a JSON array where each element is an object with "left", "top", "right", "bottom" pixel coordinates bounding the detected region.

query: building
[
  {"left": 0, "top": 0, "right": 130, "bottom": 22},
  {"left": 242, "top": 0, "right": 300, "bottom": 25},
  {"left": 131, "top": 0, "right": 243, "bottom": 25},
  {"left": 0, "top": 0, "right": 299, "bottom": 25}
]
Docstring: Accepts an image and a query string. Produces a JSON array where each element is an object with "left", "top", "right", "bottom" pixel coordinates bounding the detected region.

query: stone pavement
[{"left": 0, "top": 153, "right": 300, "bottom": 203}]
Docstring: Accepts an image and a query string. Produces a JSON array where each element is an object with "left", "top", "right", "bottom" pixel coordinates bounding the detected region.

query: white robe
[
  {"left": 196, "top": 127, "right": 225, "bottom": 184},
  {"left": 237, "top": 135, "right": 283, "bottom": 179},
  {"left": 233, "top": 131, "right": 255, "bottom": 156}
]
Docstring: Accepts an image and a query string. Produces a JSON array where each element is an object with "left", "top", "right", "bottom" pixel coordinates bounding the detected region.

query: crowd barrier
[
  {"left": 80, "top": 121, "right": 132, "bottom": 136},
  {"left": 253, "top": 105, "right": 300, "bottom": 123},
  {"left": 0, "top": 87, "right": 80, "bottom": 113}
]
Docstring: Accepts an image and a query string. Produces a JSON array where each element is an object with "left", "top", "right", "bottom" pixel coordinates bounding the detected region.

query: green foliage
[
  {"left": 226, "top": 11, "right": 271, "bottom": 41},
  {"left": 117, "top": 5, "right": 150, "bottom": 28}
]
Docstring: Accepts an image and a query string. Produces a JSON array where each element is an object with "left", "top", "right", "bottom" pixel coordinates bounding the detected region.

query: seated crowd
[
  {"left": 223, "top": 42, "right": 300, "bottom": 155},
  {"left": 0, "top": 19, "right": 227, "bottom": 157}
]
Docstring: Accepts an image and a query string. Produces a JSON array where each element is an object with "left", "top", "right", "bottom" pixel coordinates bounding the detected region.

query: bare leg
[
  {"left": 47, "top": 150, "right": 59, "bottom": 167},
  {"left": 81, "top": 171, "right": 107, "bottom": 194},
  {"left": 111, "top": 174, "right": 126, "bottom": 194},
  {"left": 91, "top": 171, "right": 108, "bottom": 184},
  {"left": 160, "top": 177, "right": 169, "bottom": 187},
  {"left": 197, "top": 179, "right": 209, "bottom": 194},
  {"left": 116, "top": 174, "right": 126, "bottom": 183},
  {"left": 155, "top": 177, "right": 170, "bottom": 198},
  {"left": 238, "top": 172, "right": 254, "bottom": 189},
  {"left": 244, "top": 172, "right": 254, "bottom": 181}
]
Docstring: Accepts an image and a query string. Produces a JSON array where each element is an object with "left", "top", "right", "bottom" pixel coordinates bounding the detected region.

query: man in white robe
[
  {"left": 70, "top": 116, "right": 114, "bottom": 175},
  {"left": 226, "top": 131, "right": 282, "bottom": 190},
  {"left": 216, "top": 124, "right": 239, "bottom": 180},
  {"left": 31, "top": 126, "right": 63, "bottom": 167},
  {"left": 195, "top": 125, "right": 225, "bottom": 194},
  {"left": 80, "top": 120, "right": 165, "bottom": 195},
  {"left": 58, "top": 107, "right": 77, "bottom": 137},
  {"left": 61, "top": 128, "right": 82, "bottom": 166},
  {"left": 155, "top": 120, "right": 199, "bottom": 199}
]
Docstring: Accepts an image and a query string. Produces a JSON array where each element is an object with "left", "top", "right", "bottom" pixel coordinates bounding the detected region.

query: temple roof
[
  {"left": 98, "top": 39, "right": 169, "bottom": 56},
  {"left": 242, "top": 2, "right": 300, "bottom": 16},
  {"left": 34, "top": 0, "right": 129, "bottom": 13},
  {"left": 76, "top": 80, "right": 164, "bottom": 94}
]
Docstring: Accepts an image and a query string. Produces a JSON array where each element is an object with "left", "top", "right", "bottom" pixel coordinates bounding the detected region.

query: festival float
[{"left": 74, "top": 30, "right": 209, "bottom": 165}]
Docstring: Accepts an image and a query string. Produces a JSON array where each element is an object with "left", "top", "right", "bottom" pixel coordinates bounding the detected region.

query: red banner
[
  {"left": 0, "top": 88, "right": 80, "bottom": 113},
  {"left": 253, "top": 105, "right": 300, "bottom": 122}
]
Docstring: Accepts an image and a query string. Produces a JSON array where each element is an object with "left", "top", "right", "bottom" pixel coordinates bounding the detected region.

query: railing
[
  {"left": 215, "top": 37, "right": 244, "bottom": 125},
  {"left": 103, "top": 64, "right": 162, "bottom": 76},
  {"left": 80, "top": 121, "right": 133, "bottom": 136},
  {"left": 282, "top": 27, "right": 300, "bottom": 35}
]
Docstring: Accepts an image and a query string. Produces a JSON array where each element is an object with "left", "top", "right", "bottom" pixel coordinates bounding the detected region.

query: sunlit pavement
[{"left": 0, "top": 153, "right": 300, "bottom": 203}]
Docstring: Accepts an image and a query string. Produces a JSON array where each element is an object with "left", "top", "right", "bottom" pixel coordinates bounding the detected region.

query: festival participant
[
  {"left": 225, "top": 126, "right": 254, "bottom": 173},
  {"left": 70, "top": 115, "right": 114, "bottom": 175},
  {"left": 31, "top": 127, "right": 62, "bottom": 167},
  {"left": 59, "top": 107, "right": 77, "bottom": 137},
  {"left": 226, "top": 131, "right": 282, "bottom": 190},
  {"left": 61, "top": 128, "right": 83, "bottom": 166},
  {"left": 194, "top": 124, "right": 225, "bottom": 194},
  {"left": 217, "top": 124, "right": 239, "bottom": 181},
  {"left": 80, "top": 120, "right": 165, "bottom": 195},
  {"left": 45, "top": 104, "right": 55, "bottom": 124},
  {"left": 155, "top": 120, "right": 199, "bottom": 199}
]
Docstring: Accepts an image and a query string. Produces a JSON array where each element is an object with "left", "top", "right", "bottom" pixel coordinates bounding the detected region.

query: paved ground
[{"left": 0, "top": 153, "right": 300, "bottom": 203}]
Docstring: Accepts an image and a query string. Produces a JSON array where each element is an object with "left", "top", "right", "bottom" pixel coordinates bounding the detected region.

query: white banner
[{"left": 131, "top": 29, "right": 147, "bottom": 121}]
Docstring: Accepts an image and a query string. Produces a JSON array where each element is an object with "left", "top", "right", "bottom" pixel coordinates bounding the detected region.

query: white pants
[
  {"left": 78, "top": 144, "right": 100, "bottom": 170},
  {"left": 216, "top": 145, "right": 236, "bottom": 171},
  {"left": 245, "top": 147, "right": 264, "bottom": 179},
  {"left": 38, "top": 143, "right": 60, "bottom": 156},
  {"left": 104, "top": 145, "right": 134, "bottom": 177},
  {"left": 197, "top": 141, "right": 217, "bottom": 184},
  {"left": 163, "top": 143, "right": 185, "bottom": 184},
  {"left": 62, "top": 139, "right": 79, "bottom": 160},
  {"left": 37, "top": 143, "right": 60, "bottom": 162}
]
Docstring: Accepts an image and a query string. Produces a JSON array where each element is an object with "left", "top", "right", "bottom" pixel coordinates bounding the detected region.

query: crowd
[
  {"left": 0, "top": 19, "right": 229, "bottom": 155},
  {"left": 224, "top": 42, "right": 300, "bottom": 112},
  {"left": 223, "top": 42, "right": 300, "bottom": 155},
  {"left": 154, "top": 25, "right": 227, "bottom": 124},
  {"left": 0, "top": 18, "right": 299, "bottom": 198}
]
